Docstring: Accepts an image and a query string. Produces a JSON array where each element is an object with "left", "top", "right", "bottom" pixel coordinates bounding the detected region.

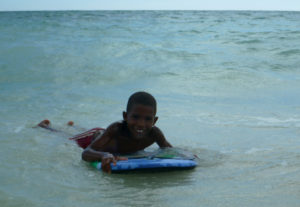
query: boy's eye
[
  {"left": 132, "top": 115, "right": 139, "bottom": 119},
  {"left": 145, "top": 116, "right": 153, "bottom": 121}
]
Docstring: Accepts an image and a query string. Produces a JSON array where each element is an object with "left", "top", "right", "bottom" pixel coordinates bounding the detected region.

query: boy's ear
[
  {"left": 153, "top": 116, "right": 158, "bottom": 125},
  {"left": 123, "top": 111, "right": 127, "bottom": 120}
]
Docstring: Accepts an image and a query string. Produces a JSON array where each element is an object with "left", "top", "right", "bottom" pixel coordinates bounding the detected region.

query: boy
[
  {"left": 37, "top": 91, "right": 172, "bottom": 173},
  {"left": 81, "top": 91, "right": 172, "bottom": 173}
]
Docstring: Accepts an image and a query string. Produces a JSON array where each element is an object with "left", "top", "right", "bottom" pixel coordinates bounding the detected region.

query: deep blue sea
[{"left": 0, "top": 11, "right": 300, "bottom": 207}]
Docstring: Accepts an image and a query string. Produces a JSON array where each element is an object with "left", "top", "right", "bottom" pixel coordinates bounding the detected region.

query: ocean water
[{"left": 0, "top": 10, "right": 300, "bottom": 207}]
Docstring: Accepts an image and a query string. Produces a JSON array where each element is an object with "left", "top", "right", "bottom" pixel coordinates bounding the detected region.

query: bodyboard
[{"left": 91, "top": 158, "right": 197, "bottom": 172}]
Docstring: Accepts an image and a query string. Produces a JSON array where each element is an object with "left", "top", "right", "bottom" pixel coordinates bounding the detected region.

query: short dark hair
[{"left": 126, "top": 91, "right": 157, "bottom": 114}]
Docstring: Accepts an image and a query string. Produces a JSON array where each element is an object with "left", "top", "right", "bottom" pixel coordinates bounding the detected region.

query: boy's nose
[{"left": 137, "top": 118, "right": 146, "bottom": 128}]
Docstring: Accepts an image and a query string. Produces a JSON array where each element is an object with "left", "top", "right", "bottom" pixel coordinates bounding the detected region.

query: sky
[{"left": 1, "top": 0, "right": 300, "bottom": 11}]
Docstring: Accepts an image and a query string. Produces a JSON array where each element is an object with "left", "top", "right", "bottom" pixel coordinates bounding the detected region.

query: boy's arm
[
  {"left": 81, "top": 123, "right": 127, "bottom": 173},
  {"left": 82, "top": 146, "right": 126, "bottom": 173},
  {"left": 81, "top": 124, "right": 116, "bottom": 162},
  {"left": 81, "top": 145, "right": 112, "bottom": 162},
  {"left": 153, "top": 126, "right": 172, "bottom": 148},
  {"left": 82, "top": 145, "right": 120, "bottom": 173}
]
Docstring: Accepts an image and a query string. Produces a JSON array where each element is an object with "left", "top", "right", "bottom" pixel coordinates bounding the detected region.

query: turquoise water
[{"left": 1, "top": 11, "right": 300, "bottom": 207}]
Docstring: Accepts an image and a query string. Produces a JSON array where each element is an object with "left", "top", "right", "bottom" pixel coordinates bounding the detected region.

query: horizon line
[{"left": 1, "top": 9, "right": 300, "bottom": 12}]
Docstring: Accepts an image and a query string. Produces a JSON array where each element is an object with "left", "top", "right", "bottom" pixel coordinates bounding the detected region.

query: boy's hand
[{"left": 101, "top": 154, "right": 128, "bottom": 173}]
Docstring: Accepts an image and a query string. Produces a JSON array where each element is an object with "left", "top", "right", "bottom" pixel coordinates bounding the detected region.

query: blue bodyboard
[{"left": 91, "top": 158, "right": 197, "bottom": 172}]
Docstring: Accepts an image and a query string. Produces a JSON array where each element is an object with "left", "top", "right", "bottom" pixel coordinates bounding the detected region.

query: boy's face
[{"left": 123, "top": 104, "right": 158, "bottom": 140}]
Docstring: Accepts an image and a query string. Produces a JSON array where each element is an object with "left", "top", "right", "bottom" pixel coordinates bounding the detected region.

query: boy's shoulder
[
  {"left": 105, "top": 121, "right": 127, "bottom": 135},
  {"left": 151, "top": 125, "right": 163, "bottom": 134}
]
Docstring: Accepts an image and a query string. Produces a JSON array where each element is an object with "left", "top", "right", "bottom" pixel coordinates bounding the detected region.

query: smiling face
[{"left": 123, "top": 104, "right": 158, "bottom": 140}]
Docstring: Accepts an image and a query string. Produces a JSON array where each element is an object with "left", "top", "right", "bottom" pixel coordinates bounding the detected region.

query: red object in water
[{"left": 69, "top": 128, "right": 105, "bottom": 149}]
